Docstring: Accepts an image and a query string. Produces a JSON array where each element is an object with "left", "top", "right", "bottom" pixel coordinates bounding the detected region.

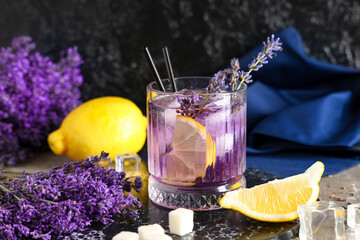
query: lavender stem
[
  {"left": 236, "top": 57, "right": 261, "bottom": 90},
  {"left": 0, "top": 184, "right": 21, "bottom": 201}
]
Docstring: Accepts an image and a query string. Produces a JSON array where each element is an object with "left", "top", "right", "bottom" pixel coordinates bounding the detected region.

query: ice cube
[
  {"left": 138, "top": 224, "right": 165, "bottom": 240},
  {"left": 151, "top": 94, "right": 179, "bottom": 132},
  {"left": 151, "top": 94, "right": 180, "bottom": 109},
  {"left": 169, "top": 208, "right": 194, "bottom": 236},
  {"left": 298, "top": 201, "right": 345, "bottom": 240},
  {"left": 115, "top": 153, "right": 141, "bottom": 176},
  {"left": 112, "top": 231, "right": 139, "bottom": 240},
  {"left": 347, "top": 203, "right": 360, "bottom": 229},
  {"left": 206, "top": 94, "right": 231, "bottom": 108},
  {"left": 201, "top": 105, "right": 232, "bottom": 137}
]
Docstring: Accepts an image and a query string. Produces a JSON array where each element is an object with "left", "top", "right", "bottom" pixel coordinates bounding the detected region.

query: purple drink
[{"left": 147, "top": 77, "right": 247, "bottom": 210}]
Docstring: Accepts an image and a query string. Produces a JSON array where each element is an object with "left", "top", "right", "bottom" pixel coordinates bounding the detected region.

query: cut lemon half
[
  {"left": 164, "top": 116, "right": 216, "bottom": 184},
  {"left": 219, "top": 161, "right": 324, "bottom": 222}
]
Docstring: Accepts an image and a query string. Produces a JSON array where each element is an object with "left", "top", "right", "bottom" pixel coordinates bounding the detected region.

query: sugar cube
[
  {"left": 169, "top": 208, "right": 194, "bottom": 236},
  {"left": 298, "top": 201, "right": 345, "bottom": 240},
  {"left": 347, "top": 203, "right": 360, "bottom": 229},
  {"left": 112, "top": 231, "right": 139, "bottom": 240},
  {"left": 355, "top": 224, "right": 360, "bottom": 240},
  {"left": 138, "top": 224, "right": 165, "bottom": 240},
  {"left": 139, "top": 233, "right": 172, "bottom": 240},
  {"left": 159, "top": 234, "right": 173, "bottom": 240}
]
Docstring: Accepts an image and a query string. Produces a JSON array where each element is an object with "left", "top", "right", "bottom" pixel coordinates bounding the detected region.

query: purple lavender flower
[
  {"left": 176, "top": 90, "right": 200, "bottom": 119},
  {"left": 0, "top": 36, "right": 83, "bottom": 166},
  {"left": 238, "top": 70, "right": 253, "bottom": 85},
  {"left": 205, "top": 70, "right": 227, "bottom": 93},
  {"left": 0, "top": 152, "right": 143, "bottom": 240},
  {"left": 133, "top": 176, "right": 144, "bottom": 193},
  {"left": 223, "top": 58, "right": 241, "bottom": 89},
  {"left": 217, "top": 34, "right": 282, "bottom": 91},
  {"left": 243, "top": 34, "right": 282, "bottom": 88},
  {"left": 264, "top": 34, "right": 283, "bottom": 58}
]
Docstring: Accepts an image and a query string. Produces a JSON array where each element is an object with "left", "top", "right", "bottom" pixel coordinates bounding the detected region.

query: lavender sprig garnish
[
  {"left": 0, "top": 152, "right": 143, "bottom": 240},
  {"left": 176, "top": 89, "right": 201, "bottom": 119},
  {"left": 179, "top": 34, "right": 282, "bottom": 118},
  {"left": 177, "top": 95, "right": 199, "bottom": 118},
  {"left": 175, "top": 34, "right": 281, "bottom": 119},
  {"left": 225, "top": 34, "right": 283, "bottom": 91},
  {"left": 176, "top": 72, "right": 227, "bottom": 119}
]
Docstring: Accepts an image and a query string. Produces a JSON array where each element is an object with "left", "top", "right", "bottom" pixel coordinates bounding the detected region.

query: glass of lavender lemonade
[{"left": 147, "top": 76, "right": 247, "bottom": 210}]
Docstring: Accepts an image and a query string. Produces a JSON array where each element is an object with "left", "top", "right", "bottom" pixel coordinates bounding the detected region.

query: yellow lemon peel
[
  {"left": 48, "top": 96, "right": 147, "bottom": 161},
  {"left": 220, "top": 161, "right": 324, "bottom": 222}
]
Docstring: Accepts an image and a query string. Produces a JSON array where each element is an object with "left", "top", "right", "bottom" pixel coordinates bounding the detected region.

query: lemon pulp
[{"left": 163, "top": 116, "right": 216, "bottom": 184}]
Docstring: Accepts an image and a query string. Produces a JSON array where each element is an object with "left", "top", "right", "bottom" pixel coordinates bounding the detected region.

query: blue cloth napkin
[{"left": 242, "top": 27, "right": 360, "bottom": 178}]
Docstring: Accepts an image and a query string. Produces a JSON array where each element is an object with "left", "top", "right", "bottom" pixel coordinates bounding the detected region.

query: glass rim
[{"left": 146, "top": 76, "right": 247, "bottom": 96}]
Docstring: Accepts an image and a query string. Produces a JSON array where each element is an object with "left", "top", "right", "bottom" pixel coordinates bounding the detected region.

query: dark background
[{"left": 0, "top": 0, "right": 359, "bottom": 113}]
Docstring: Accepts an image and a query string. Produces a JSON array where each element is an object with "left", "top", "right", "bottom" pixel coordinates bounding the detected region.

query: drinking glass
[{"left": 146, "top": 77, "right": 247, "bottom": 210}]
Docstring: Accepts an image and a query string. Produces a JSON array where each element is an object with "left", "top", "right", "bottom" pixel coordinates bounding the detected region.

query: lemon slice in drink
[
  {"left": 220, "top": 161, "right": 324, "bottom": 222},
  {"left": 164, "top": 115, "right": 216, "bottom": 185}
]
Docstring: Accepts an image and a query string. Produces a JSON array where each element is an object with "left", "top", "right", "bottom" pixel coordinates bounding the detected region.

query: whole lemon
[{"left": 48, "top": 96, "right": 147, "bottom": 161}]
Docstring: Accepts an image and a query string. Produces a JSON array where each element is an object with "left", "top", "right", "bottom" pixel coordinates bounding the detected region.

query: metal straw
[
  {"left": 143, "top": 47, "right": 165, "bottom": 91},
  {"left": 162, "top": 46, "right": 177, "bottom": 92}
]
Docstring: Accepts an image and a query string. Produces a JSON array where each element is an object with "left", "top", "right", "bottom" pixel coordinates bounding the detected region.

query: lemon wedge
[
  {"left": 164, "top": 116, "right": 216, "bottom": 184},
  {"left": 220, "top": 161, "right": 324, "bottom": 222}
]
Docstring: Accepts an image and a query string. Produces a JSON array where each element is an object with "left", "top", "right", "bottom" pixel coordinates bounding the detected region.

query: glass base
[{"left": 148, "top": 175, "right": 246, "bottom": 211}]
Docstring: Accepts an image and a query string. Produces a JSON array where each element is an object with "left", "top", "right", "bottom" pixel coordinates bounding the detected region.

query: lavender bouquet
[
  {"left": 0, "top": 152, "right": 143, "bottom": 240},
  {"left": 0, "top": 37, "right": 83, "bottom": 166}
]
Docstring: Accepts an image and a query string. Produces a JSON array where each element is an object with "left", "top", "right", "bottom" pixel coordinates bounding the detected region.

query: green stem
[
  {"left": 0, "top": 176, "right": 18, "bottom": 181},
  {"left": 198, "top": 95, "right": 210, "bottom": 110},
  {"left": 0, "top": 184, "right": 21, "bottom": 201},
  {"left": 1, "top": 170, "right": 25, "bottom": 175},
  {"left": 0, "top": 183, "right": 59, "bottom": 205},
  {"left": 35, "top": 197, "right": 59, "bottom": 205},
  {"left": 236, "top": 58, "right": 261, "bottom": 90},
  {"left": 195, "top": 96, "right": 209, "bottom": 117},
  {"left": 195, "top": 88, "right": 216, "bottom": 117}
]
